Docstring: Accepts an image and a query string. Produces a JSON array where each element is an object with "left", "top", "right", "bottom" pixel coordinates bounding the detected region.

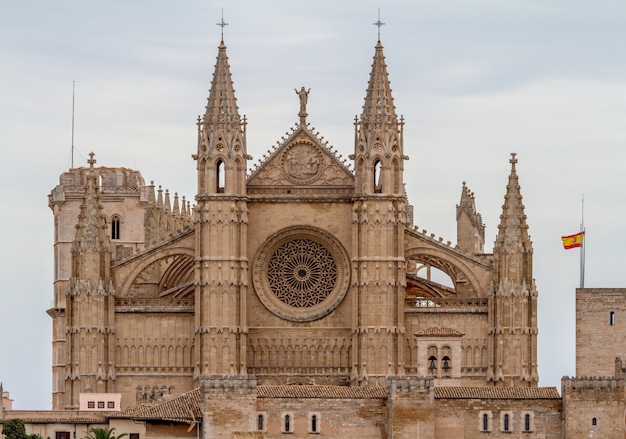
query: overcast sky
[{"left": 1, "top": 1, "right": 625, "bottom": 409}]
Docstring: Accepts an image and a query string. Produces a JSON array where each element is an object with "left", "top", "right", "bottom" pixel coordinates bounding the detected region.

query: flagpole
[{"left": 580, "top": 195, "right": 585, "bottom": 288}]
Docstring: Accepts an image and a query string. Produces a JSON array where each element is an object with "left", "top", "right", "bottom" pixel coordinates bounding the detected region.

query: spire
[
  {"left": 71, "top": 152, "right": 111, "bottom": 282},
  {"left": 360, "top": 40, "right": 399, "bottom": 129},
  {"left": 194, "top": 37, "right": 248, "bottom": 196},
  {"left": 202, "top": 40, "right": 242, "bottom": 135},
  {"left": 353, "top": 38, "right": 405, "bottom": 195},
  {"left": 456, "top": 181, "right": 485, "bottom": 254},
  {"left": 493, "top": 153, "right": 533, "bottom": 284}
]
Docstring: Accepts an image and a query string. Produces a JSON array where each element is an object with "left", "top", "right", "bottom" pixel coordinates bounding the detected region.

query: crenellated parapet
[{"left": 562, "top": 375, "right": 624, "bottom": 392}]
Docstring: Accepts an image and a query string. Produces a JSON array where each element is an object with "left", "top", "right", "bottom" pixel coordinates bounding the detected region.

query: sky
[{"left": 1, "top": 0, "right": 625, "bottom": 409}]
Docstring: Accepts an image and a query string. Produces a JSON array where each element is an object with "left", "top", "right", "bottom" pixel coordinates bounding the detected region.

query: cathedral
[{"left": 28, "top": 33, "right": 622, "bottom": 439}]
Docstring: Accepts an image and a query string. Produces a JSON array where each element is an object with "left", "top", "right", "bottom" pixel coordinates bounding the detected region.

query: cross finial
[
  {"left": 217, "top": 9, "right": 228, "bottom": 41},
  {"left": 88, "top": 151, "right": 96, "bottom": 168},
  {"left": 373, "top": 9, "right": 385, "bottom": 41},
  {"left": 510, "top": 152, "right": 518, "bottom": 170}
]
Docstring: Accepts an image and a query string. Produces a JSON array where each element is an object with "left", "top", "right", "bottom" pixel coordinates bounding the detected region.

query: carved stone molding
[{"left": 280, "top": 142, "right": 324, "bottom": 185}]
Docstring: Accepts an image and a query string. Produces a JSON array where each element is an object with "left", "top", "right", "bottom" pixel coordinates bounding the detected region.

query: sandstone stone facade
[{"left": 19, "top": 34, "right": 620, "bottom": 439}]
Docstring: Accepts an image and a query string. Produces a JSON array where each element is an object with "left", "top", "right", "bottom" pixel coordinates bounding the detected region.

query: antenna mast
[{"left": 71, "top": 80, "right": 75, "bottom": 168}]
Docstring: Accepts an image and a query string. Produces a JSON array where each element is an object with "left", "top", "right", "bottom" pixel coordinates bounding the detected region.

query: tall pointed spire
[
  {"left": 353, "top": 37, "right": 405, "bottom": 196},
  {"left": 71, "top": 152, "right": 111, "bottom": 282},
  {"left": 493, "top": 153, "right": 533, "bottom": 284},
  {"left": 489, "top": 153, "right": 538, "bottom": 387},
  {"left": 360, "top": 40, "right": 399, "bottom": 130},
  {"left": 194, "top": 36, "right": 248, "bottom": 197},
  {"left": 202, "top": 40, "right": 242, "bottom": 136}
]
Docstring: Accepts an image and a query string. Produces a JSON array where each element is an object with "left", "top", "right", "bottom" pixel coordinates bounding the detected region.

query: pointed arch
[
  {"left": 216, "top": 159, "right": 225, "bottom": 193},
  {"left": 391, "top": 157, "right": 401, "bottom": 194},
  {"left": 373, "top": 159, "right": 382, "bottom": 193},
  {"left": 198, "top": 157, "right": 208, "bottom": 194}
]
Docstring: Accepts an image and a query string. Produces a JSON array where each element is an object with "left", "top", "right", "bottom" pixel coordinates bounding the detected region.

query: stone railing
[
  {"left": 247, "top": 366, "right": 350, "bottom": 376},
  {"left": 405, "top": 297, "right": 488, "bottom": 310}
]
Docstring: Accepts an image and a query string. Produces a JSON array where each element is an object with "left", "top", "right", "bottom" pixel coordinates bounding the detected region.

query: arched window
[
  {"left": 442, "top": 355, "right": 451, "bottom": 377},
  {"left": 257, "top": 414, "right": 264, "bottom": 431},
  {"left": 374, "top": 159, "right": 382, "bottom": 193},
  {"left": 311, "top": 415, "right": 317, "bottom": 433},
  {"left": 482, "top": 413, "right": 489, "bottom": 431},
  {"left": 503, "top": 413, "right": 510, "bottom": 432},
  {"left": 592, "top": 417, "right": 597, "bottom": 426},
  {"left": 111, "top": 215, "right": 121, "bottom": 240},
  {"left": 610, "top": 311, "right": 616, "bottom": 326},
  {"left": 216, "top": 160, "right": 225, "bottom": 193},
  {"left": 524, "top": 413, "right": 531, "bottom": 431},
  {"left": 282, "top": 413, "right": 292, "bottom": 433}
]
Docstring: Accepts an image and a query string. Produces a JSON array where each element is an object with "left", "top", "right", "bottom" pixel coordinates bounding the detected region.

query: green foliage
[
  {"left": 29, "top": 434, "right": 44, "bottom": 439},
  {"left": 84, "top": 428, "right": 127, "bottom": 439},
  {"left": 2, "top": 419, "right": 27, "bottom": 439}
]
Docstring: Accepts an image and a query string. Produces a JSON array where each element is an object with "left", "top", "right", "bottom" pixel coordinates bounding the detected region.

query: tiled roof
[
  {"left": 126, "top": 389, "right": 202, "bottom": 422},
  {"left": 257, "top": 385, "right": 388, "bottom": 399},
  {"left": 2, "top": 416, "right": 107, "bottom": 424},
  {"left": 434, "top": 386, "right": 560, "bottom": 399},
  {"left": 414, "top": 327, "right": 465, "bottom": 337}
]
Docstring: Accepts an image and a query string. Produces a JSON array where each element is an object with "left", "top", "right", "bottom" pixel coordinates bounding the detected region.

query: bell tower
[
  {"left": 488, "top": 153, "right": 538, "bottom": 387},
  {"left": 193, "top": 37, "right": 250, "bottom": 379},
  {"left": 350, "top": 37, "right": 408, "bottom": 386}
]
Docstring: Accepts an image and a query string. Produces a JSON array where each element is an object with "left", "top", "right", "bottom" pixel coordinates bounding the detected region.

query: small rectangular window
[
  {"left": 107, "top": 401, "right": 115, "bottom": 409},
  {"left": 129, "top": 434, "right": 139, "bottom": 439},
  {"left": 56, "top": 432, "right": 70, "bottom": 439},
  {"left": 87, "top": 401, "right": 95, "bottom": 409},
  {"left": 97, "top": 401, "right": 105, "bottom": 408}
]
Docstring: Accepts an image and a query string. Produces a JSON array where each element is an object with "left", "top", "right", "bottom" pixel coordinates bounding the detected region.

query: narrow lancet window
[
  {"left": 111, "top": 216, "right": 121, "bottom": 240},
  {"left": 374, "top": 160, "right": 382, "bottom": 193},
  {"left": 216, "top": 160, "right": 225, "bottom": 193}
]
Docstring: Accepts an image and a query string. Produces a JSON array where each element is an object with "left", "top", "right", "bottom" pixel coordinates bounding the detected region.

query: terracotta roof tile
[
  {"left": 127, "top": 389, "right": 202, "bottom": 422},
  {"left": 434, "top": 386, "right": 560, "bottom": 399},
  {"left": 2, "top": 416, "right": 107, "bottom": 424},
  {"left": 256, "top": 385, "right": 388, "bottom": 399}
]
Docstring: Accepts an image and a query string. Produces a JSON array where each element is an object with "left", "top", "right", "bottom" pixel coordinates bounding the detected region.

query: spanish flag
[{"left": 561, "top": 231, "right": 584, "bottom": 249}]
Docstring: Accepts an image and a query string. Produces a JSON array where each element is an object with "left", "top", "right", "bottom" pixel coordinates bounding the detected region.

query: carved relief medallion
[
  {"left": 280, "top": 142, "right": 324, "bottom": 184},
  {"left": 253, "top": 226, "right": 350, "bottom": 322}
]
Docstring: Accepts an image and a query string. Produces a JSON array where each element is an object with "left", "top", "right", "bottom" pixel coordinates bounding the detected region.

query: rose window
[
  {"left": 267, "top": 239, "right": 337, "bottom": 308},
  {"left": 253, "top": 226, "right": 350, "bottom": 322}
]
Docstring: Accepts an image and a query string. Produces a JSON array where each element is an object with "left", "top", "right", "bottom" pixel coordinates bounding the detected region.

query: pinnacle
[
  {"left": 494, "top": 153, "right": 532, "bottom": 254},
  {"left": 203, "top": 41, "right": 241, "bottom": 131},
  {"left": 360, "top": 40, "right": 398, "bottom": 124}
]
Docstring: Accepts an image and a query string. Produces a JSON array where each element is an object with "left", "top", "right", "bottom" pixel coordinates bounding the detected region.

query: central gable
[{"left": 247, "top": 125, "right": 354, "bottom": 196}]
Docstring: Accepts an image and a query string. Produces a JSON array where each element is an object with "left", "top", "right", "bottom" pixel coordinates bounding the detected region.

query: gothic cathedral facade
[{"left": 47, "top": 37, "right": 543, "bottom": 438}]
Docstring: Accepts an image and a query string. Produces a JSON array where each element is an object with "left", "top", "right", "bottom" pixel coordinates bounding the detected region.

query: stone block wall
[
  {"left": 435, "top": 396, "right": 562, "bottom": 439},
  {"left": 562, "top": 376, "right": 625, "bottom": 439},
  {"left": 576, "top": 288, "right": 626, "bottom": 377},
  {"left": 387, "top": 377, "right": 434, "bottom": 439}
]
